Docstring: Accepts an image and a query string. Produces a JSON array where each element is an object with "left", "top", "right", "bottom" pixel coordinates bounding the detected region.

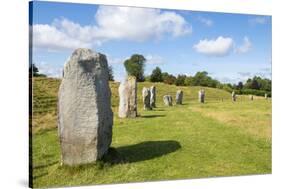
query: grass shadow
[
  {"left": 141, "top": 115, "right": 166, "bottom": 118},
  {"left": 33, "top": 161, "right": 58, "bottom": 170},
  {"left": 115, "top": 140, "right": 181, "bottom": 163}
]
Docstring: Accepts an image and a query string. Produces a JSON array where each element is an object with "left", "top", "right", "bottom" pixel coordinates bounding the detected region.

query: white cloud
[
  {"left": 36, "top": 61, "right": 63, "bottom": 78},
  {"left": 33, "top": 6, "right": 192, "bottom": 51},
  {"left": 249, "top": 16, "right": 268, "bottom": 25},
  {"left": 198, "top": 17, "right": 213, "bottom": 27},
  {"left": 145, "top": 54, "right": 164, "bottom": 64},
  {"left": 193, "top": 36, "right": 234, "bottom": 56},
  {"left": 236, "top": 36, "right": 252, "bottom": 53}
]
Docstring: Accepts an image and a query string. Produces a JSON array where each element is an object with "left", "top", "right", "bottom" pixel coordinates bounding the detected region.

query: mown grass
[{"left": 31, "top": 77, "right": 272, "bottom": 188}]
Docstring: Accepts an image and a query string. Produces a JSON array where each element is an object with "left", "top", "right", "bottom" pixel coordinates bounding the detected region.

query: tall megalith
[
  {"left": 142, "top": 87, "right": 152, "bottom": 110},
  {"left": 176, "top": 90, "right": 183, "bottom": 105},
  {"left": 150, "top": 86, "right": 156, "bottom": 108},
  {"left": 58, "top": 48, "right": 113, "bottom": 166},
  {"left": 118, "top": 76, "right": 137, "bottom": 118}
]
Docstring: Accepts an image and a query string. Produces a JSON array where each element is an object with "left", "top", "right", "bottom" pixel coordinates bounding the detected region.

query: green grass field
[{"left": 31, "top": 77, "right": 271, "bottom": 188}]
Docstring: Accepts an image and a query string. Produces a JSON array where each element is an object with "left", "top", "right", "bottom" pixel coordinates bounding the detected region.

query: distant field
[{"left": 31, "top": 77, "right": 272, "bottom": 188}]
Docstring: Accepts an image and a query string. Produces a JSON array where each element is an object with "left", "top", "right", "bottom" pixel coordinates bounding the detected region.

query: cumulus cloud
[
  {"left": 36, "top": 61, "right": 63, "bottom": 78},
  {"left": 145, "top": 54, "right": 164, "bottom": 64},
  {"left": 33, "top": 6, "right": 192, "bottom": 51},
  {"left": 193, "top": 36, "right": 234, "bottom": 56},
  {"left": 236, "top": 36, "right": 252, "bottom": 53},
  {"left": 238, "top": 72, "right": 252, "bottom": 77},
  {"left": 249, "top": 16, "right": 268, "bottom": 25},
  {"left": 198, "top": 16, "right": 213, "bottom": 27}
]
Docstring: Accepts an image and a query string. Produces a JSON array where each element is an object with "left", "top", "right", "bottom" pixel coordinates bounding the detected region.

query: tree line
[
  {"left": 31, "top": 53, "right": 271, "bottom": 97},
  {"left": 123, "top": 54, "right": 271, "bottom": 97}
]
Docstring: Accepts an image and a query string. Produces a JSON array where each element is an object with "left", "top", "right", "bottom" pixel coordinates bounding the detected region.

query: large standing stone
[
  {"left": 176, "top": 90, "right": 183, "bottom": 105},
  {"left": 118, "top": 76, "right": 137, "bottom": 118},
  {"left": 198, "top": 89, "right": 205, "bottom": 103},
  {"left": 163, "top": 95, "right": 173, "bottom": 106},
  {"left": 231, "top": 91, "right": 236, "bottom": 102},
  {"left": 142, "top": 87, "right": 152, "bottom": 110},
  {"left": 150, "top": 86, "right": 156, "bottom": 108},
  {"left": 58, "top": 48, "right": 113, "bottom": 166}
]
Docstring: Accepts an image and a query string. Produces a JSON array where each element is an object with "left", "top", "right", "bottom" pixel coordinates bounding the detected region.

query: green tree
[
  {"left": 124, "top": 54, "right": 146, "bottom": 82},
  {"left": 162, "top": 72, "right": 176, "bottom": 85},
  {"left": 108, "top": 65, "right": 114, "bottom": 81},
  {"left": 29, "top": 63, "right": 46, "bottom": 77},
  {"left": 175, "top": 74, "right": 186, "bottom": 86},
  {"left": 150, "top": 67, "right": 163, "bottom": 82}
]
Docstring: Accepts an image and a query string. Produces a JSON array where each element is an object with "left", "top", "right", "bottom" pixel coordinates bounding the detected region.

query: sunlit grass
[{"left": 31, "top": 77, "right": 271, "bottom": 188}]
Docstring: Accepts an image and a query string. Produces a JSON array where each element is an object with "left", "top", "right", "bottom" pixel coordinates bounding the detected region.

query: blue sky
[{"left": 30, "top": 1, "right": 272, "bottom": 84}]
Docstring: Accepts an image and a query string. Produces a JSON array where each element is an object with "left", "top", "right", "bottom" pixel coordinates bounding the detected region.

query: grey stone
[
  {"left": 118, "top": 76, "right": 137, "bottom": 118},
  {"left": 58, "top": 48, "right": 113, "bottom": 166},
  {"left": 142, "top": 87, "right": 152, "bottom": 110},
  {"left": 198, "top": 89, "right": 205, "bottom": 103},
  {"left": 150, "top": 86, "right": 156, "bottom": 108},
  {"left": 265, "top": 93, "right": 268, "bottom": 99},
  {"left": 231, "top": 91, "right": 236, "bottom": 102},
  {"left": 249, "top": 95, "right": 254, "bottom": 101},
  {"left": 176, "top": 90, "right": 183, "bottom": 104},
  {"left": 163, "top": 95, "right": 173, "bottom": 106}
]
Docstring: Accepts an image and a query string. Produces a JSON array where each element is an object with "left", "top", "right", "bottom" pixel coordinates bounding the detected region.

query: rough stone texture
[
  {"left": 150, "top": 86, "right": 156, "bottom": 108},
  {"left": 142, "top": 87, "right": 152, "bottom": 110},
  {"left": 249, "top": 95, "right": 254, "bottom": 101},
  {"left": 176, "top": 90, "right": 183, "bottom": 104},
  {"left": 198, "top": 89, "right": 205, "bottom": 103},
  {"left": 58, "top": 48, "right": 113, "bottom": 166},
  {"left": 118, "top": 76, "right": 137, "bottom": 118},
  {"left": 231, "top": 91, "right": 236, "bottom": 102},
  {"left": 163, "top": 95, "right": 173, "bottom": 106}
]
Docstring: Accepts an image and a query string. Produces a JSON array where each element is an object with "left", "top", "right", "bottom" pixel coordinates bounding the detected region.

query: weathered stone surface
[
  {"left": 150, "top": 86, "right": 156, "bottom": 108},
  {"left": 176, "top": 90, "right": 183, "bottom": 104},
  {"left": 198, "top": 89, "right": 205, "bottom": 103},
  {"left": 118, "top": 76, "right": 137, "bottom": 118},
  {"left": 163, "top": 95, "right": 173, "bottom": 106},
  {"left": 249, "top": 95, "right": 254, "bottom": 101},
  {"left": 142, "top": 87, "right": 152, "bottom": 110},
  {"left": 58, "top": 48, "right": 113, "bottom": 166},
  {"left": 231, "top": 91, "right": 236, "bottom": 102}
]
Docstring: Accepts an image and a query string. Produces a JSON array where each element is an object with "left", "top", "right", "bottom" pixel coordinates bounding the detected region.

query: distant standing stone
[
  {"left": 118, "top": 76, "right": 137, "bottom": 118},
  {"left": 163, "top": 95, "right": 173, "bottom": 106},
  {"left": 265, "top": 93, "right": 268, "bottom": 99},
  {"left": 58, "top": 48, "right": 113, "bottom": 166},
  {"left": 231, "top": 91, "right": 236, "bottom": 102},
  {"left": 249, "top": 95, "right": 254, "bottom": 101},
  {"left": 150, "top": 86, "right": 156, "bottom": 108},
  {"left": 176, "top": 90, "right": 183, "bottom": 104},
  {"left": 198, "top": 89, "right": 205, "bottom": 103},
  {"left": 142, "top": 87, "right": 152, "bottom": 110}
]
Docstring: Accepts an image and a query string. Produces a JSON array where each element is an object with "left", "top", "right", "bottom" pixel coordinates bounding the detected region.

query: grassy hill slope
[{"left": 31, "top": 77, "right": 271, "bottom": 188}]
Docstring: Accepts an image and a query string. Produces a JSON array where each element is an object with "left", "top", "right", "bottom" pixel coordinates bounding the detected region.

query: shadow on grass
[
  {"left": 141, "top": 115, "right": 166, "bottom": 118},
  {"left": 33, "top": 161, "right": 58, "bottom": 169},
  {"left": 103, "top": 140, "right": 181, "bottom": 164}
]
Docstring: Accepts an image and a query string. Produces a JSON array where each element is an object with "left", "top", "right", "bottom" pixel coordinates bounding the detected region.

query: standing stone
[
  {"left": 150, "top": 86, "right": 156, "bottom": 108},
  {"left": 265, "top": 93, "right": 268, "bottom": 99},
  {"left": 231, "top": 91, "right": 236, "bottom": 102},
  {"left": 142, "top": 87, "right": 152, "bottom": 110},
  {"left": 163, "top": 95, "right": 173, "bottom": 106},
  {"left": 176, "top": 90, "right": 183, "bottom": 105},
  {"left": 58, "top": 48, "right": 113, "bottom": 166},
  {"left": 249, "top": 95, "right": 254, "bottom": 101},
  {"left": 118, "top": 76, "right": 137, "bottom": 118},
  {"left": 198, "top": 89, "right": 205, "bottom": 103}
]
